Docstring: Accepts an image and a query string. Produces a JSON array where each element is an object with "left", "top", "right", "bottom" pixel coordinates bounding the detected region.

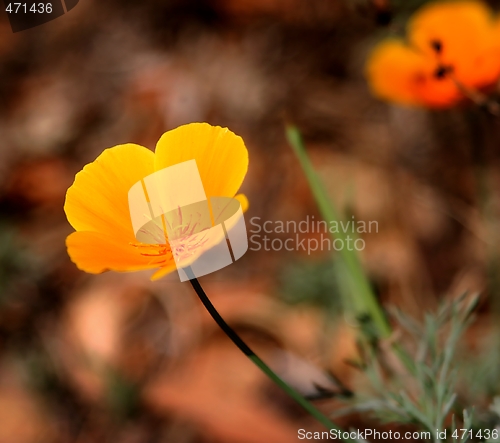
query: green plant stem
[
  {"left": 285, "top": 125, "right": 391, "bottom": 339},
  {"left": 185, "top": 268, "right": 353, "bottom": 441}
]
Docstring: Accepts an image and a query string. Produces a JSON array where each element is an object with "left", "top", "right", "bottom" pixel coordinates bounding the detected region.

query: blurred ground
[{"left": 1, "top": 0, "right": 500, "bottom": 442}]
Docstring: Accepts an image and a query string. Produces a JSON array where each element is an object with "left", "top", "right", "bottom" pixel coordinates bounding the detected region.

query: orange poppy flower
[
  {"left": 64, "top": 123, "right": 249, "bottom": 280},
  {"left": 365, "top": 1, "right": 500, "bottom": 107}
]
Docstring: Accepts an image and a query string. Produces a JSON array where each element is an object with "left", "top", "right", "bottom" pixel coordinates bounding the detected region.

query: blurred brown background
[{"left": 1, "top": 0, "right": 500, "bottom": 442}]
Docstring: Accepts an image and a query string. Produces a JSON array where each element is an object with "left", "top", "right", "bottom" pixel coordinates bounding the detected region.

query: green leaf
[{"left": 285, "top": 125, "right": 391, "bottom": 339}]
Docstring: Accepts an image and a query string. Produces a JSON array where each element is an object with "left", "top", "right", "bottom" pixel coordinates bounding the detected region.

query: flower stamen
[
  {"left": 434, "top": 64, "right": 453, "bottom": 80},
  {"left": 430, "top": 39, "right": 443, "bottom": 54}
]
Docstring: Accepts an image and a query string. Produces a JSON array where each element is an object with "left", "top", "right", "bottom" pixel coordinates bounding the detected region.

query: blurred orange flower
[
  {"left": 365, "top": 1, "right": 500, "bottom": 107},
  {"left": 64, "top": 123, "right": 249, "bottom": 280}
]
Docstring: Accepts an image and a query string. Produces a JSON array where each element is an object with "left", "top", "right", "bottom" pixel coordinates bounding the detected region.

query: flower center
[
  {"left": 430, "top": 39, "right": 442, "bottom": 54},
  {"left": 169, "top": 231, "right": 210, "bottom": 263},
  {"left": 131, "top": 208, "right": 212, "bottom": 266},
  {"left": 166, "top": 209, "right": 211, "bottom": 264},
  {"left": 434, "top": 64, "right": 454, "bottom": 80},
  {"left": 429, "top": 39, "right": 454, "bottom": 80}
]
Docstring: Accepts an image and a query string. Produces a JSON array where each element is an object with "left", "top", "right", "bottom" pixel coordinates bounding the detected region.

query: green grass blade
[{"left": 286, "top": 125, "right": 391, "bottom": 339}]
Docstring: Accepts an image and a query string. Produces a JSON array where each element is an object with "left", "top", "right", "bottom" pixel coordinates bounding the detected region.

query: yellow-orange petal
[
  {"left": 150, "top": 263, "right": 180, "bottom": 281},
  {"left": 154, "top": 123, "right": 248, "bottom": 200},
  {"left": 234, "top": 193, "right": 249, "bottom": 212},
  {"left": 66, "top": 231, "right": 173, "bottom": 274},
  {"left": 365, "top": 40, "right": 431, "bottom": 106},
  {"left": 366, "top": 39, "right": 468, "bottom": 107},
  {"left": 408, "top": 1, "right": 500, "bottom": 88},
  {"left": 64, "top": 144, "right": 155, "bottom": 241}
]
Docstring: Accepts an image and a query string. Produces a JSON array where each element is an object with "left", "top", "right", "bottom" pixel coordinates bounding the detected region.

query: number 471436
[
  {"left": 452, "top": 429, "right": 499, "bottom": 440},
  {"left": 5, "top": 3, "right": 53, "bottom": 13}
]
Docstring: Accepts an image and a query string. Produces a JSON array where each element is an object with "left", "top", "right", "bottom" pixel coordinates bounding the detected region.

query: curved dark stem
[
  {"left": 188, "top": 274, "right": 254, "bottom": 356},
  {"left": 183, "top": 266, "right": 352, "bottom": 439}
]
